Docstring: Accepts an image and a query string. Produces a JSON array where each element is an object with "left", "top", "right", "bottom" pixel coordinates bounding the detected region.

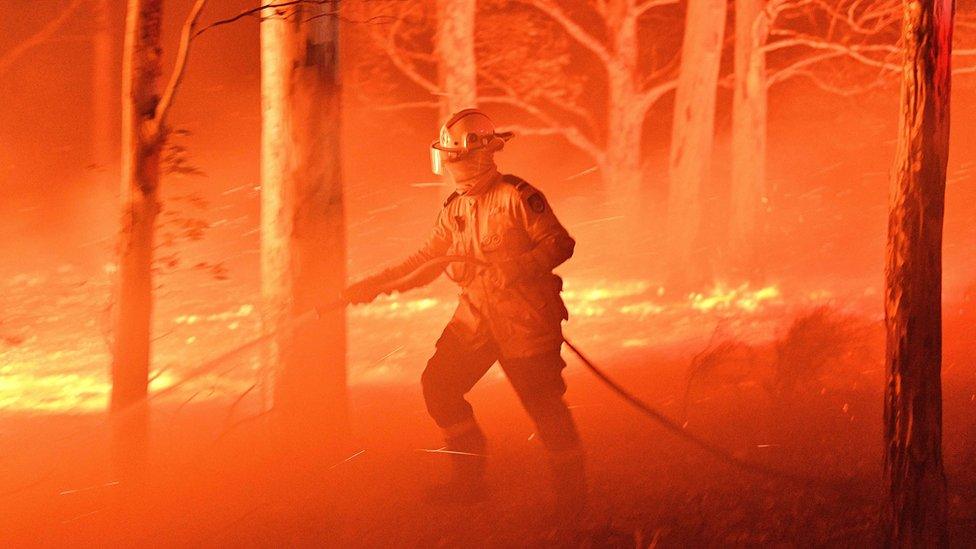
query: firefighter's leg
[
  {"left": 500, "top": 349, "right": 585, "bottom": 518},
  {"left": 421, "top": 326, "right": 498, "bottom": 502}
]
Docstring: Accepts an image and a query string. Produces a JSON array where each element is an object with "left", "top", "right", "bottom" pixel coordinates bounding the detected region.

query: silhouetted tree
[
  {"left": 883, "top": 0, "right": 953, "bottom": 544},
  {"left": 113, "top": 0, "right": 207, "bottom": 411}
]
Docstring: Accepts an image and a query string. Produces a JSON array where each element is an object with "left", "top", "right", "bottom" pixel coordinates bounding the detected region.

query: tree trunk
[
  {"left": 111, "top": 0, "right": 164, "bottom": 477},
  {"left": 666, "top": 0, "right": 727, "bottom": 289},
  {"left": 435, "top": 0, "right": 477, "bottom": 118},
  {"left": 883, "top": 0, "right": 953, "bottom": 545},
  {"left": 93, "top": 0, "right": 115, "bottom": 178},
  {"left": 603, "top": 6, "right": 643, "bottom": 206},
  {"left": 261, "top": 1, "right": 348, "bottom": 440},
  {"left": 113, "top": 0, "right": 163, "bottom": 412},
  {"left": 729, "top": 0, "right": 768, "bottom": 280}
]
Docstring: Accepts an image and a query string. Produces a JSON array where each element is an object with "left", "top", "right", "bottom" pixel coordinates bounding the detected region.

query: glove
[
  {"left": 342, "top": 277, "right": 383, "bottom": 304},
  {"left": 486, "top": 258, "right": 527, "bottom": 289}
]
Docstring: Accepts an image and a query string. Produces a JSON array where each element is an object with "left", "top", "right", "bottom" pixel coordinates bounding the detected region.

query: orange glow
[{"left": 2, "top": 2, "right": 975, "bottom": 545}]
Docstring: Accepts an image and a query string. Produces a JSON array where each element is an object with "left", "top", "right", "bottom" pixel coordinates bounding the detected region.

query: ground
[
  {"left": 2, "top": 286, "right": 975, "bottom": 546},
  {"left": 0, "top": 269, "right": 976, "bottom": 547}
]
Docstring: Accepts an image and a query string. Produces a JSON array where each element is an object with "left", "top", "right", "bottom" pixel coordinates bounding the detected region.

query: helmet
[{"left": 430, "top": 108, "right": 514, "bottom": 175}]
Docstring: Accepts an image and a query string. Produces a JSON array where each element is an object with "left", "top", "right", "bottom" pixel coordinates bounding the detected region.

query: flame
[
  {"left": 0, "top": 278, "right": 797, "bottom": 415},
  {"left": 689, "top": 284, "right": 781, "bottom": 313}
]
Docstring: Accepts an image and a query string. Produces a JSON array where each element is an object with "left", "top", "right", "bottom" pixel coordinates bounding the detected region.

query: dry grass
[{"left": 683, "top": 306, "right": 881, "bottom": 414}]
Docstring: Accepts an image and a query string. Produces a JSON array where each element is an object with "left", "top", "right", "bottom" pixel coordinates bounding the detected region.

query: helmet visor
[
  {"left": 430, "top": 144, "right": 446, "bottom": 175},
  {"left": 429, "top": 140, "right": 470, "bottom": 175}
]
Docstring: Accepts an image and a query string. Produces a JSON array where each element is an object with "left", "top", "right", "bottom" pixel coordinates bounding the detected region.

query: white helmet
[{"left": 429, "top": 109, "right": 514, "bottom": 175}]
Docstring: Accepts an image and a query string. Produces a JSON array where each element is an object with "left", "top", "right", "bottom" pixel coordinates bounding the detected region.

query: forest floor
[
  {"left": 0, "top": 258, "right": 976, "bottom": 547},
  {"left": 2, "top": 286, "right": 976, "bottom": 547}
]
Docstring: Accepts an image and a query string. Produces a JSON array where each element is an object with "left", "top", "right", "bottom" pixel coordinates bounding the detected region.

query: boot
[
  {"left": 425, "top": 426, "right": 488, "bottom": 505},
  {"left": 549, "top": 447, "right": 586, "bottom": 524}
]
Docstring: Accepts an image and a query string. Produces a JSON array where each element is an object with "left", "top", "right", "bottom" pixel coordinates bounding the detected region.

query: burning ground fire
[{"left": 0, "top": 265, "right": 831, "bottom": 415}]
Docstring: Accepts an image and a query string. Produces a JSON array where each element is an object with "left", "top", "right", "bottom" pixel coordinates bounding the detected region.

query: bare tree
[
  {"left": 726, "top": 0, "right": 903, "bottom": 279},
  {"left": 491, "top": 0, "right": 683, "bottom": 199},
  {"left": 665, "top": 0, "right": 728, "bottom": 288},
  {"left": 725, "top": 0, "right": 974, "bottom": 282},
  {"left": 112, "top": 0, "right": 208, "bottom": 412},
  {"left": 260, "top": 1, "right": 348, "bottom": 438},
  {"left": 883, "top": 0, "right": 953, "bottom": 542},
  {"left": 361, "top": 0, "right": 682, "bottom": 200}
]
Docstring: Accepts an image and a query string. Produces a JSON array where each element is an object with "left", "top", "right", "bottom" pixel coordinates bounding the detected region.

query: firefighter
[{"left": 343, "top": 109, "right": 585, "bottom": 515}]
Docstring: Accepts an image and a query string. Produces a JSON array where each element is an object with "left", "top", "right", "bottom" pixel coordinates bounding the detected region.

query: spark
[
  {"left": 571, "top": 215, "right": 626, "bottom": 229},
  {"left": 410, "top": 181, "right": 449, "bottom": 188},
  {"left": 419, "top": 448, "right": 487, "bottom": 457},
  {"left": 328, "top": 449, "right": 366, "bottom": 469},
  {"left": 370, "top": 345, "right": 404, "bottom": 368},
  {"left": 59, "top": 480, "right": 120, "bottom": 496},
  {"left": 564, "top": 166, "right": 598, "bottom": 180},
  {"left": 220, "top": 184, "right": 251, "bottom": 196}
]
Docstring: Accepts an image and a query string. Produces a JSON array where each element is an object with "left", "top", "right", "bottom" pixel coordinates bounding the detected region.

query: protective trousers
[{"left": 422, "top": 326, "right": 582, "bottom": 454}]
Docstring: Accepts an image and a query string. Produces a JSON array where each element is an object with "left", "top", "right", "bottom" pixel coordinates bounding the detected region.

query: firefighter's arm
[
  {"left": 492, "top": 185, "right": 574, "bottom": 287},
  {"left": 343, "top": 212, "right": 451, "bottom": 303}
]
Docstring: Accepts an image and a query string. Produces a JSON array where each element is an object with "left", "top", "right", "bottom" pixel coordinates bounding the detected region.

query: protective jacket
[{"left": 372, "top": 173, "right": 575, "bottom": 358}]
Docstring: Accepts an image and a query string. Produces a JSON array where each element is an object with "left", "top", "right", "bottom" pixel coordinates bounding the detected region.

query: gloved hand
[
  {"left": 486, "top": 258, "right": 526, "bottom": 289},
  {"left": 342, "top": 277, "right": 383, "bottom": 304}
]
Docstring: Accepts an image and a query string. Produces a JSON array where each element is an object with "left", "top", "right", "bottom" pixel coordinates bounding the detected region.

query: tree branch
[
  {"left": 0, "top": 0, "right": 85, "bottom": 79},
  {"left": 636, "top": 79, "right": 678, "bottom": 116},
  {"left": 194, "top": 0, "right": 321, "bottom": 37},
  {"left": 370, "top": 2, "right": 440, "bottom": 95},
  {"left": 767, "top": 50, "right": 847, "bottom": 87},
  {"left": 154, "top": 0, "right": 209, "bottom": 133},
  {"left": 636, "top": 0, "right": 680, "bottom": 17},
  {"left": 762, "top": 34, "right": 900, "bottom": 72},
  {"left": 510, "top": 0, "right": 611, "bottom": 64},
  {"left": 480, "top": 93, "right": 603, "bottom": 163},
  {"left": 194, "top": 0, "right": 391, "bottom": 36},
  {"left": 785, "top": 67, "right": 888, "bottom": 95}
]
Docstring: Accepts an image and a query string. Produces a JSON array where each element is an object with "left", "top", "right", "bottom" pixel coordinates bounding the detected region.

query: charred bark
[
  {"left": 261, "top": 1, "right": 348, "bottom": 439},
  {"left": 883, "top": 0, "right": 953, "bottom": 545}
]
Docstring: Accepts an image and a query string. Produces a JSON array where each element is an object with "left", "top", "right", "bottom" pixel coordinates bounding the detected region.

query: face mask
[{"left": 447, "top": 149, "right": 497, "bottom": 193}]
